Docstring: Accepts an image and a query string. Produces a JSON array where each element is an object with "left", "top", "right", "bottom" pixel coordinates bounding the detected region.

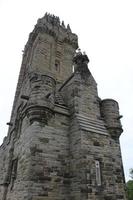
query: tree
[
  {"left": 129, "top": 168, "right": 133, "bottom": 179},
  {"left": 127, "top": 168, "right": 133, "bottom": 200}
]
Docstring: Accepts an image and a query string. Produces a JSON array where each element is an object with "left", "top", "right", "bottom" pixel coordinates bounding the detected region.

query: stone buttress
[{"left": 0, "top": 13, "right": 127, "bottom": 200}]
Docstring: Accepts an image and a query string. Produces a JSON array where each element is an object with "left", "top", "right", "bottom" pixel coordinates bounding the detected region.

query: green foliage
[
  {"left": 127, "top": 180, "right": 133, "bottom": 200},
  {"left": 127, "top": 168, "right": 133, "bottom": 200},
  {"left": 129, "top": 168, "right": 133, "bottom": 179}
]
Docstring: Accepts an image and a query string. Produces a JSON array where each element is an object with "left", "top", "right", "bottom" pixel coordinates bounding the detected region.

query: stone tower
[{"left": 0, "top": 13, "right": 126, "bottom": 200}]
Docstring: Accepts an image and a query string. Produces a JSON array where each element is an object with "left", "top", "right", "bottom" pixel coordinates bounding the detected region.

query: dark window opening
[
  {"left": 55, "top": 60, "right": 60, "bottom": 72},
  {"left": 10, "top": 158, "right": 18, "bottom": 190}
]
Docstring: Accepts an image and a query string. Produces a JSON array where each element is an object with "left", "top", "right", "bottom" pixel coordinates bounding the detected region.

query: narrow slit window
[
  {"left": 10, "top": 158, "right": 18, "bottom": 190},
  {"left": 55, "top": 60, "right": 60, "bottom": 72},
  {"left": 95, "top": 160, "right": 101, "bottom": 186}
]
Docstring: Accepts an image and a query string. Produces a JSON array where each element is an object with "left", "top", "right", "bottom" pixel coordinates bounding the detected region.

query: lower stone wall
[
  {"left": 79, "top": 130, "right": 126, "bottom": 200},
  {"left": 4, "top": 110, "right": 70, "bottom": 200},
  {"left": 0, "top": 108, "right": 126, "bottom": 200}
]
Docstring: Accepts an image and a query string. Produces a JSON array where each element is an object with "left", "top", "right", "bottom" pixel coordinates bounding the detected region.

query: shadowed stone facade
[{"left": 0, "top": 13, "right": 127, "bottom": 200}]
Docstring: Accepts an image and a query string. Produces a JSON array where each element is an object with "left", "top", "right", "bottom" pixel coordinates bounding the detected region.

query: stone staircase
[{"left": 55, "top": 92, "right": 65, "bottom": 106}]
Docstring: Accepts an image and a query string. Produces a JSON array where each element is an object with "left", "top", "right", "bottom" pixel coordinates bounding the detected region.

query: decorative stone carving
[
  {"left": 73, "top": 49, "right": 89, "bottom": 65},
  {"left": 34, "top": 13, "right": 78, "bottom": 48},
  {"left": 61, "top": 21, "right": 65, "bottom": 28},
  {"left": 67, "top": 24, "right": 71, "bottom": 32}
]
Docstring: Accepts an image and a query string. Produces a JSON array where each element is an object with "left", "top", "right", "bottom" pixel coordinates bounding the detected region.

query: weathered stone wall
[
  {"left": 0, "top": 13, "right": 127, "bottom": 200},
  {"left": 8, "top": 13, "right": 78, "bottom": 136},
  {"left": 0, "top": 106, "right": 71, "bottom": 200},
  {"left": 60, "top": 66, "right": 101, "bottom": 120},
  {"left": 79, "top": 130, "right": 126, "bottom": 200},
  {"left": 59, "top": 57, "right": 126, "bottom": 199}
]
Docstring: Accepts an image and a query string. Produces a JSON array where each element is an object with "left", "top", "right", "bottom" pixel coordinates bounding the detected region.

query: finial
[
  {"left": 62, "top": 21, "right": 65, "bottom": 28},
  {"left": 67, "top": 24, "right": 71, "bottom": 32}
]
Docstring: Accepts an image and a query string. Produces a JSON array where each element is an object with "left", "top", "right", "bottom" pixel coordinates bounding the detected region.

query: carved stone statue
[{"left": 73, "top": 49, "right": 89, "bottom": 65}]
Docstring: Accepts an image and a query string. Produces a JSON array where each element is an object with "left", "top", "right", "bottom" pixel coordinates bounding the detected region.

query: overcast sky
[{"left": 0, "top": 0, "right": 132, "bottom": 181}]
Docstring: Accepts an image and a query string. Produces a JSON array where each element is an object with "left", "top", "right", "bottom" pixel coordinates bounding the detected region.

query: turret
[
  {"left": 100, "top": 99, "right": 123, "bottom": 139},
  {"left": 25, "top": 72, "right": 56, "bottom": 125}
]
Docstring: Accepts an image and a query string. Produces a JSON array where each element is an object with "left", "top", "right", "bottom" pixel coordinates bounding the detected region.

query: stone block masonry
[{"left": 0, "top": 13, "right": 127, "bottom": 200}]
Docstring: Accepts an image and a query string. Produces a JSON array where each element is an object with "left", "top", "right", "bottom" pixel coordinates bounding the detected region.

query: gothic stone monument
[{"left": 0, "top": 13, "right": 127, "bottom": 200}]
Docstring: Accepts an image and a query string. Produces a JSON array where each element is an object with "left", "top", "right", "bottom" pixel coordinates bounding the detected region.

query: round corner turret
[
  {"left": 24, "top": 72, "right": 56, "bottom": 125},
  {"left": 100, "top": 99, "right": 123, "bottom": 139}
]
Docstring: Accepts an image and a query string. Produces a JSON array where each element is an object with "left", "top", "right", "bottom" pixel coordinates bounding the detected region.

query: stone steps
[{"left": 55, "top": 93, "right": 65, "bottom": 105}]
